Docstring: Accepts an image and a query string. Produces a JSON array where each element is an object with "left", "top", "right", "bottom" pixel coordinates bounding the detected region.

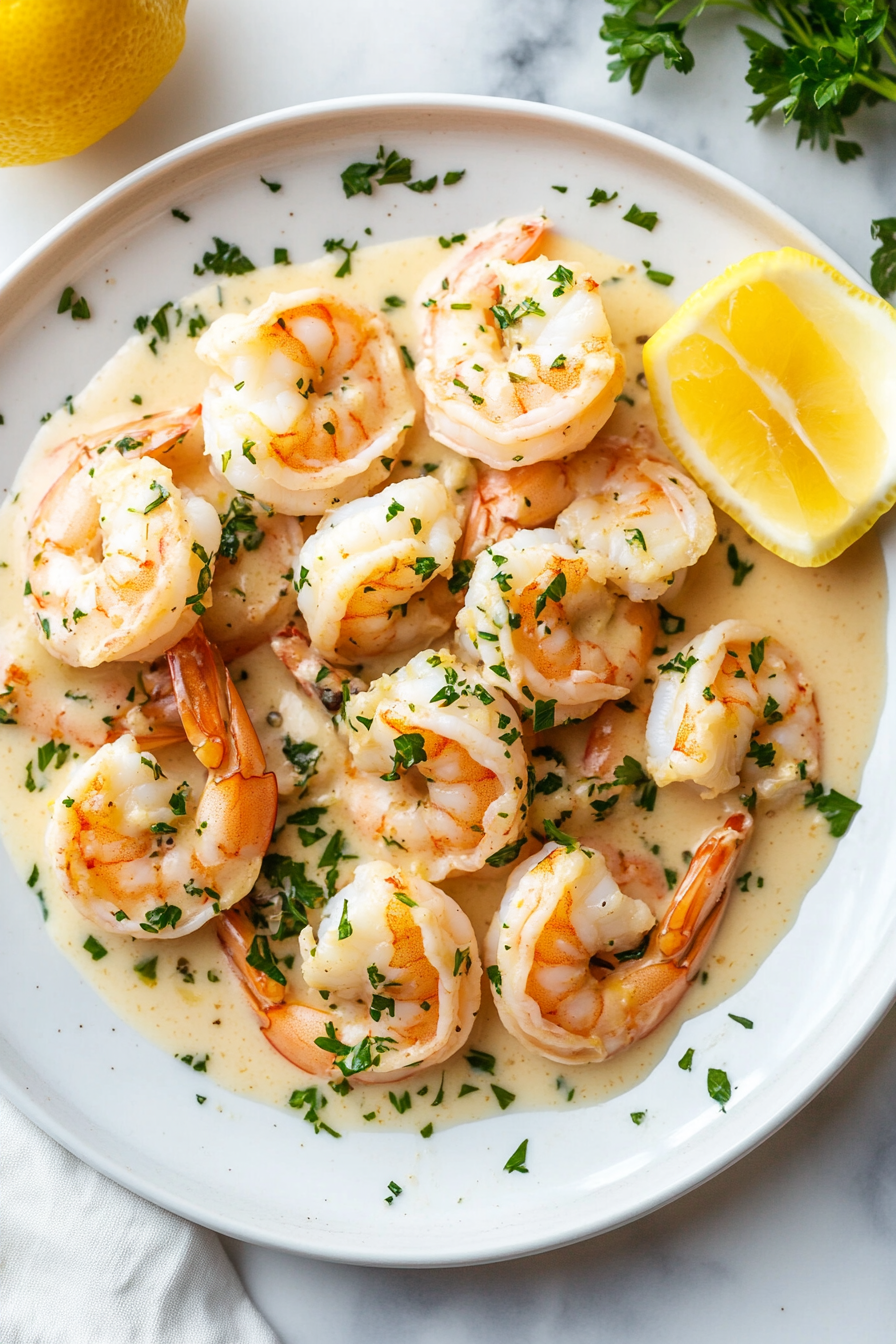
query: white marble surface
[{"left": 1, "top": 1, "right": 895, "bottom": 1338}]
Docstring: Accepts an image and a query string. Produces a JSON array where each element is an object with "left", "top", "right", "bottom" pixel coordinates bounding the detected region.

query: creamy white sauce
[{"left": 0, "top": 233, "right": 885, "bottom": 1139}]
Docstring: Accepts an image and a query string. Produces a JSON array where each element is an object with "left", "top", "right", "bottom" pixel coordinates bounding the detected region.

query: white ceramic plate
[{"left": 0, "top": 95, "right": 893, "bottom": 1267}]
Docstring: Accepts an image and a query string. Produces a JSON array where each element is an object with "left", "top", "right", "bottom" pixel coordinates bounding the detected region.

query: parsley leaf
[
  {"left": 194, "top": 237, "right": 255, "bottom": 277},
  {"left": 707, "top": 1067, "right": 732, "bottom": 1107},
  {"left": 727, "top": 544, "right": 754, "bottom": 586},
  {"left": 504, "top": 1139, "right": 529, "bottom": 1173},
  {"left": 623, "top": 203, "right": 658, "bottom": 231},
  {"left": 485, "top": 837, "right": 527, "bottom": 868},
  {"left": 806, "top": 784, "right": 861, "bottom": 837},
  {"left": 871, "top": 217, "right": 896, "bottom": 298},
  {"left": 599, "top": 0, "right": 896, "bottom": 162}
]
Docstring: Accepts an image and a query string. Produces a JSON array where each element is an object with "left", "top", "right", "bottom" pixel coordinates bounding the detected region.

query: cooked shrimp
[
  {"left": 218, "top": 861, "right": 480, "bottom": 1083},
  {"left": 48, "top": 624, "right": 278, "bottom": 938},
  {"left": 460, "top": 434, "right": 715, "bottom": 599},
  {"left": 486, "top": 812, "right": 752, "bottom": 1064},
  {"left": 24, "top": 408, "right": 221, "bottom": 667},
  {"left": 271, "top": 622, "right": 368, "bottom": 715},
  {"left": 296, "top": 476, "right": 461, "bottom": 661},
  {"left": 0, "top": 617, "right": 136, "bottom": 750},
  {"left": 203, "top": 500, "right": 303, "bottom": 660},
  {"left": 457, "top": 529, "right": 657, "bottom": 725},
  {"left": 461, "top": 458, "right": 581, "bottom": 560},
  {"left": 646, "top": 619, "right": 820, "bottom": 800},
  {"left": 415, "top": 214, "right": 625, "bottom": 468},
  {"left": 554, "top": 436, "right": 716, "bottom": 600},
  {"left": 111, "top": 657, "right": 185, "bottom": 751},
  {"left": 344, "top": 649, "right": 528, "bottom": 880},
  {"left": 197, "top": 289, "right": 414, "bottom": 514}
]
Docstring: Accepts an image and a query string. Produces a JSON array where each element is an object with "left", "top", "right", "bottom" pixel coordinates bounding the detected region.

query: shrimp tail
[
  {"left": 217, "top": 905, "right": 351, "bottom": 1079},
  {"left": 218, "top": 905, "right": 285, "bottom": 1014},
  {"left": 608, "top": 812, "right": 753, "bottom": 1042},
  {"left": 658, "top": 810, "right": 752, "bottom": 963},
  {"left": 41, "top": 405, "right": 202, "bottom": 482},
  {"left": 167, "top": 624, "right": 229, "bottom": 768},
  {"left": 262, "top": 1006, "right": 341, "bottom": 1078},
  {"left": 168, "top": 624, "right": 278, "bottom": 860},
  {"left": 271, "top": 622, "right": 368, "bottom": 713},
  {"left": 110, "top": 659, "right": 187, "bottom": 749}
]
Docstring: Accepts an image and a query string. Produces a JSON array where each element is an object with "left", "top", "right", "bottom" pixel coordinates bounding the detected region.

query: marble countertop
[{"left": 2, "top": 1, "right": 894, "bottom": 1338}]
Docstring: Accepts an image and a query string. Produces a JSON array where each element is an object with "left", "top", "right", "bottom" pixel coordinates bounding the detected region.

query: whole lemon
[{"left": 0, "top": 0, "right": 188, "bottom": 166}]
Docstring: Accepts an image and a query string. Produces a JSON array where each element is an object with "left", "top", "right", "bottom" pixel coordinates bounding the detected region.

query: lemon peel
[{"left": 0, "top": 0, "right": 187, "bottom": 167}]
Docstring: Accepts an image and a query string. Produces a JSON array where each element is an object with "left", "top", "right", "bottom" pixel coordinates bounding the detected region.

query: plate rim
[{"left": 0, "top": 91, "right": 890, "bottom": 1266}]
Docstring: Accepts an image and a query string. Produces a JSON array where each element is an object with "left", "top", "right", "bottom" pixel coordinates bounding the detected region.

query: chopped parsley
[
  {"left": 642, "top": 259, "right": 674, "bottom": 285},
  {"left": 533, "top": 699, "right": 558, "bottom": 732},
  {"left": 543, "top": 818, "right": 576, "bottom": 850},
  {"left": 485, "top": 837, "right": 527, "bottom": 868},
  {"left": 707, "top": 1067, "right": 732, "bottom": 1107},
  {"left": 727, "top": 544, "right": 754, "bottom": 586},
  {"left": 217, "top": 495, "right": 265, "bottom": 561},
  {"left": 282, "top": 737, "right": 321, "bottom": 792},
  {"left": 194, "top": 237, "right": 255, "bottom": 277},
  {"left": 135, "top": 957, "right": 158, "bottom": 984},
  {"left": 804, "top": 783, "right": 861, "bottom": 837},
  {"left": 247, "top": 934, "right": 287, "bottom": 986},
  {"left": 547, "top": 263, "right": 574, "bottom": 296},
  {"left": 140, "top": 903, "right": 182, "bottom": 934},
  {"left": 588, "top": 187, "right": 619, "bottom": 206},
  {"left": 746, "top": 739, "right": 776, "bottom": 768},
  {"left": 657, "top": 649, "right": 698, "bottom": 677},
  {"left": 58, "top": 286, "right": 90, "bottom": 320},
  {"left": 534, "top": 571, "right": 566, "bottom": 619},
  {"left": 465, "top": 1049, "right": 495, "bottom": 1074},
  {"left": 381, "top": 731, "right": 427, "bottom": 781},
  {"left": 491, "top": 296, "right": 546, "bottom": 328},
  {"left": 749, "top": 638, "right": 767, "bottom": 673},
  {"left": 323, "top": 236, "right": 358, "bottom": 277},
  {"left": 623, "top": 203, "right": 659, "bottom": 231},
  {"left": 504, "top": 1139, "right": 529, "bottom": 1174}
]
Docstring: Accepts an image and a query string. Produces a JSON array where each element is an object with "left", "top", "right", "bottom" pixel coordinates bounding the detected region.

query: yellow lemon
[
  {"left": 0, "top": 0, "right": 187, "bottom": 166},
  {"left": 643, "top": 248, "right": 896, "bottom": 566}
]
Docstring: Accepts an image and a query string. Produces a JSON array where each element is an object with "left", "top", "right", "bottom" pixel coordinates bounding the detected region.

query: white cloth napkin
[{"left": 1, "top": 1097, "right": 281, "bottom": 1344}]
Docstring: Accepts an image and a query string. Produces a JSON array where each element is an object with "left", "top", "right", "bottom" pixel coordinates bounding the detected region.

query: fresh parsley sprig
[{"left": 599, "top": 0, "right": 896, "bottom": 168}]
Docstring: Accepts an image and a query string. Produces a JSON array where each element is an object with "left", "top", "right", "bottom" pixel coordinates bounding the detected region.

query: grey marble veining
[
  {"left": 0, "top": 1, "right": 894, "bottom": 1338},
  {"left": 226, "top": 1009, "right": 896, "bottom": 1342}
]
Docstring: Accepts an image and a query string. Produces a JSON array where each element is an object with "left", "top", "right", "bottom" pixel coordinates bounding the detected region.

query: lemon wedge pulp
[{"left": 643, "top": 248, "right": 896, "bottom": 566}]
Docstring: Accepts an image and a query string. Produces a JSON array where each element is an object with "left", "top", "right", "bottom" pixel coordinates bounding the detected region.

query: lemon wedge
[{"left": 643, "top": 248, "right": 896, "bottom": 566}]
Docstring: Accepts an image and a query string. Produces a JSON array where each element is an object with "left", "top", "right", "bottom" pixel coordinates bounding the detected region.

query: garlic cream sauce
[{"left": 0, "top": 233, "right": 886, "bottom": 1137}]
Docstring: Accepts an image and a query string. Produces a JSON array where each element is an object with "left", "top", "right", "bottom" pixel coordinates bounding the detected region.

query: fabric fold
[{"left": 0, "top": 1096, "right": 281, "bottom": 1344}]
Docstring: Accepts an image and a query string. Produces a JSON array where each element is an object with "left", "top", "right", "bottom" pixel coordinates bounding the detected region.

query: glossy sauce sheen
[{"left": 0, "top": 234, "right": 886, "bottom": 1137}]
